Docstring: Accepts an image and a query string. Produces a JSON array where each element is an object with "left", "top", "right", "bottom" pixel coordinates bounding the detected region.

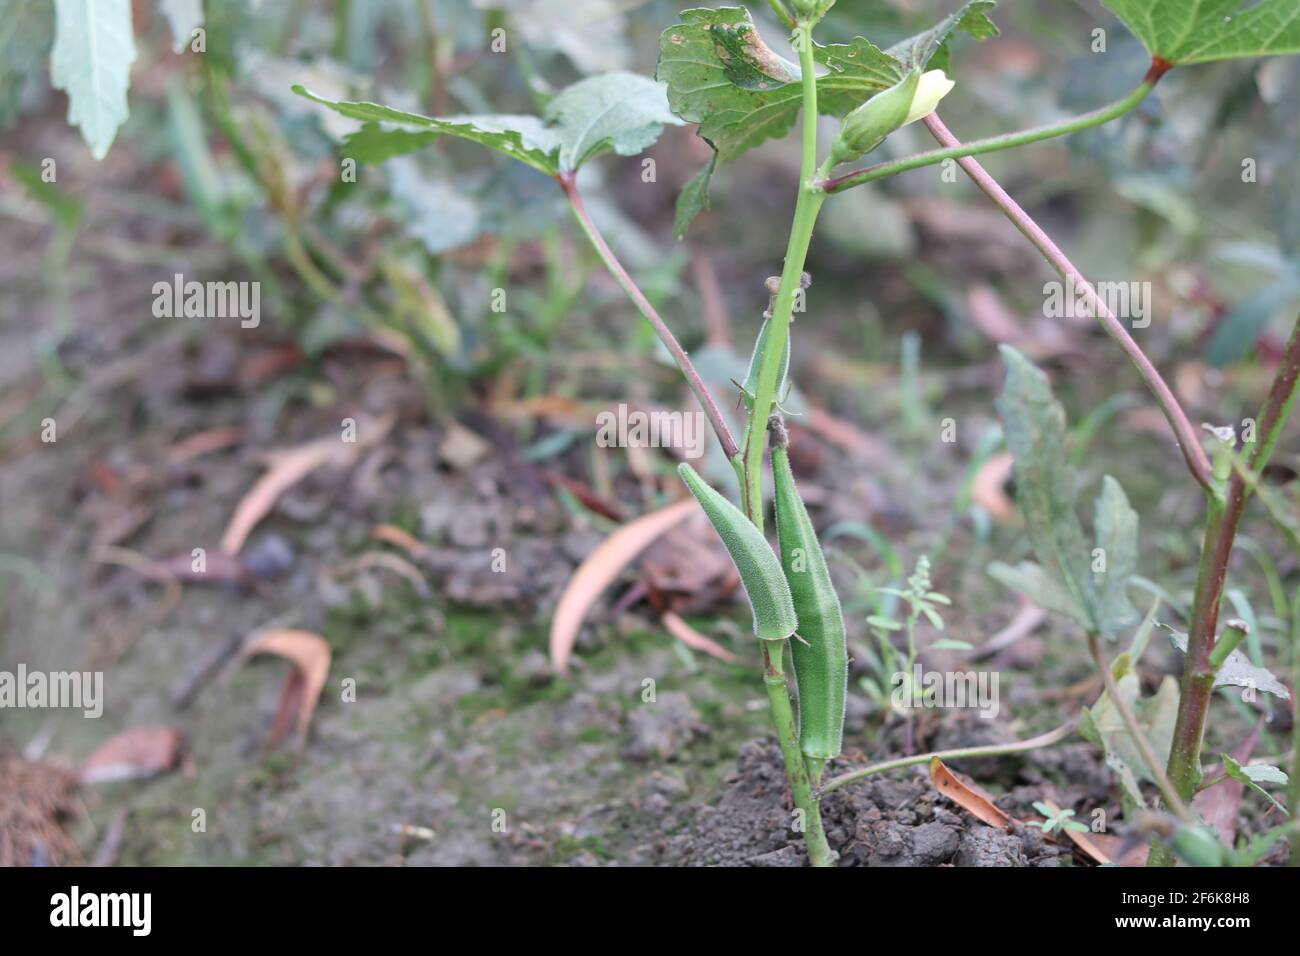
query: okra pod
[
  {"left": 771, "top": 442, "right": 848, "bottom": 760},
  {"left": 677, "top": 463, "right": 798, "bottom": 641}
]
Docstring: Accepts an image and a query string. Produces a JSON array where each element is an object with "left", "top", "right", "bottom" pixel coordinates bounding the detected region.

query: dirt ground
[{"left": 2, "top": 116, "right": 1292, "bottom": 868}]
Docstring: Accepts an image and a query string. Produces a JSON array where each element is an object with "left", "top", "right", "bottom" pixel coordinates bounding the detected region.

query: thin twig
[
  {"left": 818, "top": 715, "right": 1079, "bottom": 797},
  {"left": 922, "top": 112, "right": 1213, "bottom": 491},
  {"left": 1088, "top": 632, "right": 1193, "bottom": 823},
  {"left": 560, "top": 175, "right": 739, "bottom": 459}
]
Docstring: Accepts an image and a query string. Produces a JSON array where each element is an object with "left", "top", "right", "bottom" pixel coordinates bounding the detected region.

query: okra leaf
[
  {"left": 673, "top": 154, "right": 716, "bottom": 240},
  {"left": 293, "top": 85, "right": 564, "bottom": 174},
  {"left": 294, "top": 72, "right": 682, "bottom": 176},
  {"left": 342, "top": 124, "right": 440, "bottom": 164},
  {"left": 542, "top": 72, "right": 684, "bottom": 172},
  {"left": 1221, "top": 754, "right": 1290, "bottom": 814},
  {"left": 51, "top": 0, "right": 138, "bottom": 160},
  {"left": 1102, "top": 0, "right": 1300, "bottom": 65},
  {"left": 657, "top": 3, "right": 996, "bottom": 234},
  {"left": 1161, "top": 625, "right": 1292, "bottom": 699}
]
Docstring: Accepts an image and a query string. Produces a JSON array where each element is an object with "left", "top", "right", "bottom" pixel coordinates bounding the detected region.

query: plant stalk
[
  {"left": 742, "top": 24, "right": 828, "bottom": 533},
  {"left": 818, "top": 67, "right": 1165, "bottom": 194},
  {"left": 560, "top": 176, "right": 739, "bottom": 459},
  {"left": 762, "top": 642, "right": 836, "bottom": 865},
  {"left": 921, "top": 111, "right": 1214, "bottom": 490}
]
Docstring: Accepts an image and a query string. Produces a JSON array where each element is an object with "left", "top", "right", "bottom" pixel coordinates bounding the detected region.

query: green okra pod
[
  {"left": 677, "top": 463, "right": 798, "bottom": 641},
  {"left": 771, "top": 435, "right": 848, "bottom": 760}
]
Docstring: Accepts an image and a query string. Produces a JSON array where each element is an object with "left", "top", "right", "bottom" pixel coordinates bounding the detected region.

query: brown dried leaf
[
  {"left": 550, "top": 498, "right": 698, "bottom": 674},
  {"left": 220, "top": 414, "right": 394, "bottom": 555},
  {"left": 80, "top": 726, "right": 186, "bottom": 784},
  {"left": 241, "top": 630, "right": 332, "bottom": 754},
  {"left": 930, "top": 757, "right": 1010, "bottom": 829},
  {"left": 661, "top": 611, "right": 738, "bottom": 662}
]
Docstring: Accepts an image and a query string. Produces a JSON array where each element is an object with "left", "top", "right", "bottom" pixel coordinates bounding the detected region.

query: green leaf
[
  {"left": 342, "top": 123, "right": 440, "bottom": 164},
  {"left": 1205, "top": 277, "right": 1300, "bottom": 367},
  {"left": 1102, "top": 0, "right": 1300, "bottom": 65},
  {"left": 0, "top": 0, "right": 54, "bottom": 127},
  {"left": 1161, "top": 625, "right": 1291, "bottom": 699},
  {"left": 542, "top": 71, "right": 683, "bottom": 172},
  {"left": 295, "top": 72, "right": 681, "bottom": 177},
  {"left": 674, "top": 153, "right": 716, "bottom": 240},
  {"left": 929, "top": 638, "right": 972, "bottom": 650},
  {"left": 9, "top": 160, "right": 83, "bottom": 230},
  {"left": 51, "top": 0, "right": 138, "bottom": 160},
  {"left": 656, "top": 4, "right": 996, "bottom": 233},
  {"left": 1221, "top": 754, "right": 1290, "bottom": 814},
  {"left": 160, "top": 0, "right": 203, "bottom": 54},
  {"left": 991, "top": 347, "right": 1139, "bottom": 639},
  {"left": 1093, "top": 476, "right": 1139, "bottom": 635},
  {"left": 292, "top": 85, "right": 563, "bottom": 175}
]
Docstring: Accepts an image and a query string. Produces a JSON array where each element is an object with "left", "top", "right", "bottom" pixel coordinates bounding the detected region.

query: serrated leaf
[
  {"left": 655, "top": 4, "right": 995, "bottom": 231},
  {"left": 294, "top": 72, "right": 681, "bottom": 176},
  {"left": 51, "top": 0, "right": 138, "bottom": 160},
  {"left": 1102, "top": 0, "right": 1300, "bottom": 65},
  {"left": 994, "top": 346, "right": 1099, "bottom": 624},
  {"left": 292, "top": 85, "right": 563, "bottom": 175},
  {"left": 886, "top": 0, "right": 999, "bottom": 72},
  {"left": 1162, "top": 626, "right": 1291, "bottom": 699},
  {"left": 987, "top": 560, "right": 1088, "bottom": 624},
  {"left": 160, "top": 0, "right": 203, "bottom": 54},
  {"left": 1221, "top": 754, "right": 1289, "bottom": 814},
  {"left": 992, "top": 347, "right": 1139, "bottom": 639},
  {"left": 541, "top": 71, "right": 683, "bottom": 172},
  {"left": 1093, "top": 475, "right": 1139, "bottom": 635},
  {"left": 341, "top": 123, "right": 440, "bottom": 164}
]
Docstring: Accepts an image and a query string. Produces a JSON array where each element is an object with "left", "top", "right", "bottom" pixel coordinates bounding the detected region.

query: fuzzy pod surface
[
  {"left": 772, "top": 446, "right": 847, "bottom": 759},
  {"left": 677, "top": 463, "right": 798, "bottom": 641}
]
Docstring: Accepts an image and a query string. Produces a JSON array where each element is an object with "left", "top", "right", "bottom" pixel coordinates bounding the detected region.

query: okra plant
[{"left": 293, "top": 0, "right": 1300, "bottom": 866}]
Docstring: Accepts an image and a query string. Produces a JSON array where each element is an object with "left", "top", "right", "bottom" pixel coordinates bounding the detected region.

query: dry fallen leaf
[
  {"left": 550, "top": 498, "right": 698, "bottom": 674},
  {"left": 930, "top": 757, "right": 1010, "bottom": 829},
  {"left": 80, "top": 726, "right": 187, "bottom": 784},
  {"left": 241, "top": 630, "right": 332, "bottom": 754},
  {"left": 220, "top": 414, "right": 394, "bottom": 555},
  {"left": 661, "top": 611, "right": 739, "bottom": 663},
  {"left": 1193, "top": 722, "right": 1261, "bottom": 847}
]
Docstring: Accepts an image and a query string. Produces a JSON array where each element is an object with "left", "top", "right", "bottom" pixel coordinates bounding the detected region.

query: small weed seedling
[
  {"left": 1028, "top": 802, "right": 1090, "bottom": 837},
  {"left": 291, "top": 1, "right": 1300, "bottom": 865}
]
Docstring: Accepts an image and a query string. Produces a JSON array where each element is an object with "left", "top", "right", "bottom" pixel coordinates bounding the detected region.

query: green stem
[
  {"left": 737, "top": 17, "right": 836, "bottom": 868},
  {"left": 819, "top": 716, "right": 1078, "bottom": 796},
  {"left": 742, "top": 24, "right": 827, "bottom": 533},
  {"left": 762, "top": 642, "right": 837, "bottom": 866},
  {"left": 818, "top": 73, "right": 1160, "bottom": 194}
]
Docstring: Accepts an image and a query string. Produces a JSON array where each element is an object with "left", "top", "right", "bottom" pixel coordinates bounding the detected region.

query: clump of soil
[
  {"left": 0, "top": 749, "right": 82, "bottom": 866},
  {"left": 656, "top": 738, "right": 1069, "bottom": 867}
]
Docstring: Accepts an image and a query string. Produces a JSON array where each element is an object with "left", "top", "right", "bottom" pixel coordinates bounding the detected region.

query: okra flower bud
[{"left": 827, "top": 68, "right": 955, "bottom": 168}]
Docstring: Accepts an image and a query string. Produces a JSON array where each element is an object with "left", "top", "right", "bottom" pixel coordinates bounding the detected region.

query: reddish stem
[{"left": 922, "top": 113, "right": 1213, "bottom": 491}]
